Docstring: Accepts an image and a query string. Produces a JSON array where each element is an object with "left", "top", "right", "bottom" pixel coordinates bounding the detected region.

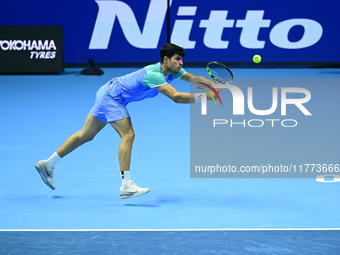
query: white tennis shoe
[
  {"left": 120, "top": 180, "right": 150, "bottom": 199},
  {"left": 35, "top": 160, "right": 56, "bottom": 190}
]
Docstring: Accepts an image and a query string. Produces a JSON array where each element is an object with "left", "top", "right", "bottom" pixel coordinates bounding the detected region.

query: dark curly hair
[{"left": 160, "top": 43, "right": 185, "bottom": 63}]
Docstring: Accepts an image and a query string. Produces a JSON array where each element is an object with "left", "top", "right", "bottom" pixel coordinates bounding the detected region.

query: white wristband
[{"left": 194, "top": 93, "right": 203, "bottom": 103}]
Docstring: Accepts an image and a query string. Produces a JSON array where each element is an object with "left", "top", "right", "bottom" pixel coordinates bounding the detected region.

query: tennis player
[{"left": 35, "top": 43, "right": 220, "bottom": 199}]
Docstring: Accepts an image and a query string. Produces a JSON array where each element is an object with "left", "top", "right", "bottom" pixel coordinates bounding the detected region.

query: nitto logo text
[{"left": 89, "top": 0, "right": 323, "bottom": 50}]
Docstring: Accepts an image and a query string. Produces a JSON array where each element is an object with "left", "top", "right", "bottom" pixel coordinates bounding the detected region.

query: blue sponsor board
[{"left": 0, "top": 0, "right": 339, "bottom": 65}]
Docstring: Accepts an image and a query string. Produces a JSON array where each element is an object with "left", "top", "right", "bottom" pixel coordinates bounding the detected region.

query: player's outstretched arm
[
  {"left": 156, "top": 83, "right": 220, "bottom": 104},
  {"left": 180, "top": 72, "right": 222, "bottom": 101},
  {"left": 181, "top": 72, "right": 216, "bottom": 88},
  {"left": 156, "top": 84, "right": 194, "bottom": 104}
]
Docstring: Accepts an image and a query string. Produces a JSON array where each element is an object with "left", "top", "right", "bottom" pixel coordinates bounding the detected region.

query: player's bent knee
[
  {"left": 128, "top": 131, "right": 135, "bottom": 142},
  {"left": 122, "top": 130, "right": 135, "bottom": 143}
]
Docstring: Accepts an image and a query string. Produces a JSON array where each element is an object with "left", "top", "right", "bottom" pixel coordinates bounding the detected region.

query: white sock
[
  {"left": 121, "top": 171, "right": 131, "bottom": 188},
  {"left": 46, "top": 152, "right": 61, "bottom": 169}
]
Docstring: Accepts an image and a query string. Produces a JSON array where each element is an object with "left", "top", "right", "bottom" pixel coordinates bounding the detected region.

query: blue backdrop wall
[{"left": 0, "top": 0, "right": 339, "bottom": 66}]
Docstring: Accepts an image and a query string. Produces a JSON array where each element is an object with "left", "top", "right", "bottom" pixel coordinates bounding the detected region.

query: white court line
[{"left": 0, "top": 228, "right": 340, "bottom": 231}]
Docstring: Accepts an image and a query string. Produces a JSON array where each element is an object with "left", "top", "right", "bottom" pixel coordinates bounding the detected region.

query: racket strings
[{"left": 207, "top": 62, "right": 233, "bottom": 84}]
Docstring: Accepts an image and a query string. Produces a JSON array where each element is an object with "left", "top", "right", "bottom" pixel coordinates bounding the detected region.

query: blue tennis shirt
[{"left": 106, "top": 62, "right": 186, "bottom": 103}]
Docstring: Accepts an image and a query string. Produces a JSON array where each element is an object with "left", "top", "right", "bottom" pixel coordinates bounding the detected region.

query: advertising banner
[
  {"left": 0, "top": 0, "right": 339, "bottom": 65},
  {"left": 0, "top": 26, "right": 63, "bottom": 73}
]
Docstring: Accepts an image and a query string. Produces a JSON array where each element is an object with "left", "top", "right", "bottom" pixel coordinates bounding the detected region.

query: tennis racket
[{"left": 207, "top": 61, "right": 233, "bottom": 84}]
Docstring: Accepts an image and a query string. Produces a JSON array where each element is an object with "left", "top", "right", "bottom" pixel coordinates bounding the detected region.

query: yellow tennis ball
[{"left": 253, "top": 55, "right": 261, "bottom": 64}]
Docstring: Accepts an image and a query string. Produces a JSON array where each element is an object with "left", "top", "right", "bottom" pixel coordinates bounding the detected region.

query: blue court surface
[{"left": 0, "top": 67, "right": 339, "bottom": 254}]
